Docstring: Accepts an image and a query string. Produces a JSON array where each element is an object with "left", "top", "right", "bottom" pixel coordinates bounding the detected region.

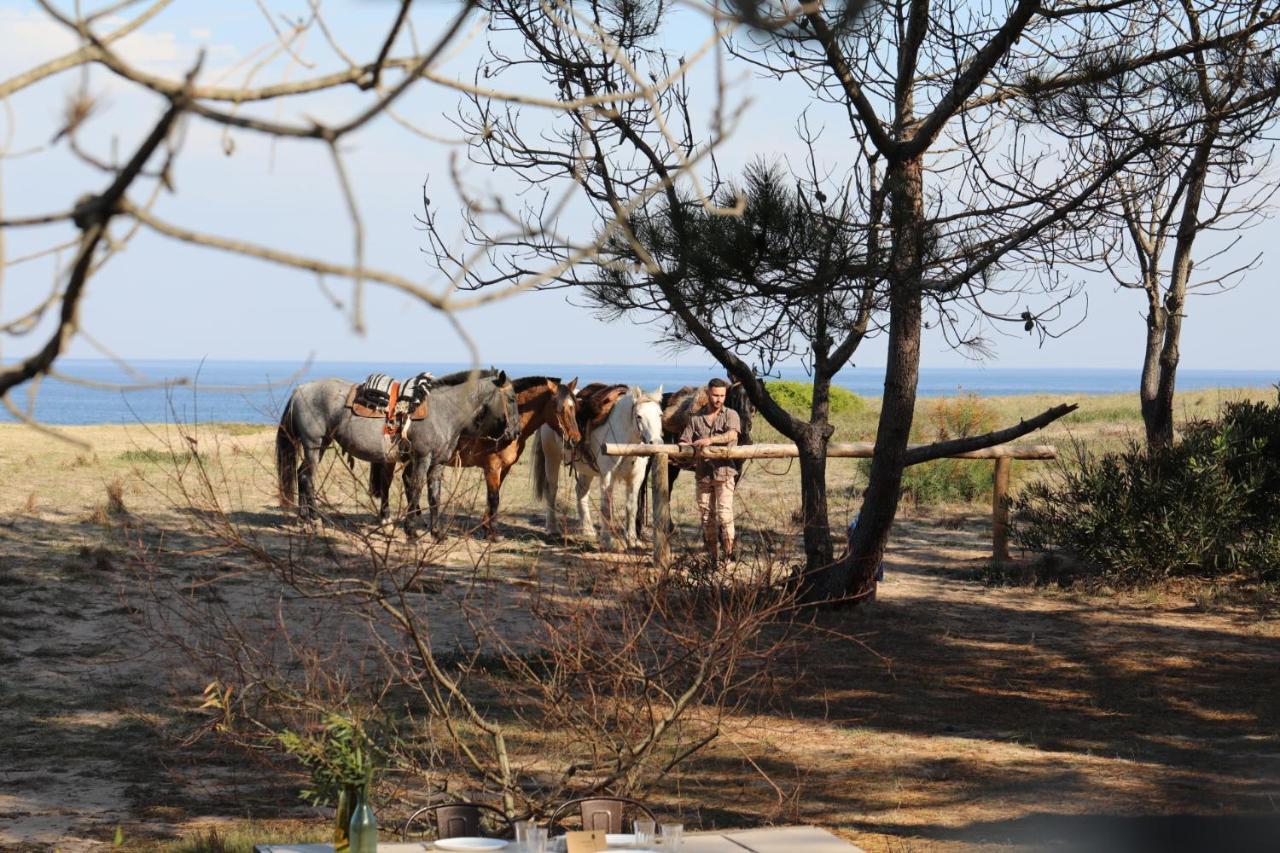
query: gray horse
[{"left": 276, "top": 370, "right": 519, "bottom": 536}]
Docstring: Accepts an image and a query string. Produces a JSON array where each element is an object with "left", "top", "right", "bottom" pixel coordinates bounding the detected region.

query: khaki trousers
[{"left": 696, "top": 476, "right": 735, "bottom": 557}]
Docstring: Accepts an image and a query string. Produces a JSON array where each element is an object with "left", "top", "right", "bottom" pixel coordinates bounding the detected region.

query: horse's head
[
  {"left": 632, "top": 384, "right": 664, "bottom": 445},
  {"left": 471, "top": 370, "right": 520, "bottom": 445},
  {"left": 727, "top": 380, "right": 756, "bottom": 444},
  {"left": 550, "top": 377, "right": 580, "bottom": 449}
]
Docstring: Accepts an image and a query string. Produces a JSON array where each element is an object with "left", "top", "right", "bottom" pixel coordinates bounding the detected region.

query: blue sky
[{"left": 1, "top": 1, "right": 1277, "bottom": 373}]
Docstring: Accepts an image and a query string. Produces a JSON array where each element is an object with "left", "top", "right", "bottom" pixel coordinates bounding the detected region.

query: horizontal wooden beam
[{"left": 603, "top": 442, "right": 1058, "bottom": 461}]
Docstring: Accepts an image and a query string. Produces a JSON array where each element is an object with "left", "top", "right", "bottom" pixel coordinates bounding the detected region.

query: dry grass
[{"left": 0, "top": 393, "right": 1276, "bottom": 851}]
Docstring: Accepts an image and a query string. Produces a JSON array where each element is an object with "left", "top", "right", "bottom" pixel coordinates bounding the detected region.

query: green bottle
[{"left": 348, "top": 781, "right": 378, "bottom": 853}]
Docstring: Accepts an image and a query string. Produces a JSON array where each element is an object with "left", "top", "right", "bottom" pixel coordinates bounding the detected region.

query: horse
[
  {"left": 531, "top": 384, "right": 664, "bottom": 550},
  {"left": 446, "top": 375, "right": 580, "bottom": 538},
  {"left": 277, "top": 369, "right": 520, "bottom": 537},
  {"left": 636, "top": 382, "right": 756, "bottom": 538}
]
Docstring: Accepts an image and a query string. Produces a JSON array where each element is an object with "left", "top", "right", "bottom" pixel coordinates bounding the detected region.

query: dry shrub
[
  {"left": 131, "top": 424, "right": 806, "bottom": 821},
  {"left": 106, "top": 477, "right": 128, "bottom": 516}
]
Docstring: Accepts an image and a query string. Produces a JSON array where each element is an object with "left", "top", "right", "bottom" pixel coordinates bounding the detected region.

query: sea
[{"left": 3, "top": 359, "right": 1277, "bottom": 426}]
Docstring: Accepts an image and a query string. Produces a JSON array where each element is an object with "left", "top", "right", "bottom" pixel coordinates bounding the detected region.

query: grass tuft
[{"left": 118, "top": 448, "right": 194, "bottom": 465}]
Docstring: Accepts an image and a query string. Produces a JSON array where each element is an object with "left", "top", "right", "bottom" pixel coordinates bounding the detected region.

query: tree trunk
[
  {"left": 1139, "top": 299, "right": 1170, "bottom": 449},
  {"left": 796, "top": 425, "right": 834, "bottom": 578},
  {"left": 804, "top": 154, "right": 926, "bottom": 603},
  {"left": 1143, "top": 125, "right": 1214, "bottom": 451},
  {"left": 843, "top": 270, "right": 923, "bottom": 600}
]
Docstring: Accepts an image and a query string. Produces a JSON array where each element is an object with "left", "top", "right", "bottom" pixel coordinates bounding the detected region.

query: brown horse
[{"left": 451, "top": 375, "right": 580, "bottom": 537}]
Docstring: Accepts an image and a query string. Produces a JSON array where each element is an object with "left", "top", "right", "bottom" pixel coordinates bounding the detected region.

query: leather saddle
[
  {"left": 575, "top": 383, "right": 628, "bottom": 435},
  {"left": 346, "top": 373, "right": 432, "bottom": 435}
]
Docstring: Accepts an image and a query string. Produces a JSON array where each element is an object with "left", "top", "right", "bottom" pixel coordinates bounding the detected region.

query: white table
[{"left": 255, "top": 827, "right": 863, "bottom": 853}]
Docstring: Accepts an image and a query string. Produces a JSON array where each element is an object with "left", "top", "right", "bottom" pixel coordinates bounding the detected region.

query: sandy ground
[{"left": 0, "top": 419, "right": 1277, "bottom": 851}]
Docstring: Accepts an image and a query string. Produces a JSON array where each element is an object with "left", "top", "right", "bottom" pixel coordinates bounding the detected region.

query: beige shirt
[{"left": 679, "top": 406, "right": 741, "bottom": 481}]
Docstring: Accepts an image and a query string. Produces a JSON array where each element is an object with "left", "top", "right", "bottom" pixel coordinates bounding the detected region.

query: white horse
[{"left": 531, "top": 385, "right": 663, "bottom": 550}]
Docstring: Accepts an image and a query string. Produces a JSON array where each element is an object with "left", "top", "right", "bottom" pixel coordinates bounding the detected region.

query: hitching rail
[{"left": 603, "top": 442, "right": 1058, "bottom": 568}]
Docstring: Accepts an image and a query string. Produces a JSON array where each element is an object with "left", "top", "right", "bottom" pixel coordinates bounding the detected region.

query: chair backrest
[
  {"left": 402, "top": 802, "right": 514, "bottom": 841},
  {"left": 548, "top": 796, "right": 657, "bottom": 835}
]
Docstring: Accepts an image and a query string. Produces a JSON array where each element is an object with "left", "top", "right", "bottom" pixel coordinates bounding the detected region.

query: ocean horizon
[{"left": 3, "top": 359, "right": 1276, "bottom": 425}]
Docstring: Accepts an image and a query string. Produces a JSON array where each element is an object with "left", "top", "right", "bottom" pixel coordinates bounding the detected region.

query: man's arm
[
  {"left": 678, "top": 421, "right": 696, "bottom": 445},
  {"left": 706, "top": 429, "right": 737, "bottom": 446},
  {"left": 706, "top": 410, "right": 740, "bottom": 446}
]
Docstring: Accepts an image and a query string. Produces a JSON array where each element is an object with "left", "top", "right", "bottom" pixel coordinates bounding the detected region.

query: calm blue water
[{"left": 3, "top": 359, "right": 1276, "bottom": 425}]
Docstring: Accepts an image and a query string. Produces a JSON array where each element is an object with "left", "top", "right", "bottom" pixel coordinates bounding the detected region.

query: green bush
[
  {"left": 1013, "top": 392, "right": 1280, "bottom": 586},
  {"left": 765, "top": 380, "right": 863, "bottom": 416},
  {"left": 900, "top": 458, "right": 991, "bottom": 505},
  {"left": 872, "top": 393, "right": 998, "bottom": 506}
]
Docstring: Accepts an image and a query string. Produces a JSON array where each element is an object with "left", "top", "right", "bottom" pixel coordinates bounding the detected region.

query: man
[{"left": 678, "top": 377, "right": 741, "bottom": 565}]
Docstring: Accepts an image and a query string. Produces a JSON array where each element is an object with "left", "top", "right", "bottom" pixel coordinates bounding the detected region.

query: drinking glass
[
  {"left": 633, "top": 818, "right": 657, "bottom": 847},
  {"left": 529, "top": 825, "right": 548, "bottom": 853},
  {"left": 514, "top": 819, "right": 535, "bottom": 851},
  {"left": 659, "top": 823, "right": 683, "bottom": 851}
]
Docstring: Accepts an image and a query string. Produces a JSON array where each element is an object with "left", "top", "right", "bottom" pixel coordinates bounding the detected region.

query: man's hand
[{"left": 691, "top": 437, "right": 713, "bottom": 448}]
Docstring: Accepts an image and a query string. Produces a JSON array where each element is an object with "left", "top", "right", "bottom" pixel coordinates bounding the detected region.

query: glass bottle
[
  {"left": 348, "top": 782, "right": 378, "bottom": 853},
  {"left": 333, "top": 784, "right": 357, "bottom": 852}
]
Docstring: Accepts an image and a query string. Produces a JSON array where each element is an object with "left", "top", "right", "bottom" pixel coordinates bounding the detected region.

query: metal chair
[
  {"left": 401, "top": 801, "right": 514, "bottom": 841},
  {"left": 548, "top": 796, "right": 657, "bottom": 835}
]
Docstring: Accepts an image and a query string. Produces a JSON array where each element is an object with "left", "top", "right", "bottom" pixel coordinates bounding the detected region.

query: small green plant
[
  {"left": 276, "top": 713, "right": 382, "bottom": 808},
  {"left": 764, "top": 380, "right": 864, "bottom": 417}
]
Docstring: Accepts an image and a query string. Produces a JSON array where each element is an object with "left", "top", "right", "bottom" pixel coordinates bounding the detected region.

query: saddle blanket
[{"left": 347, "top": 372, "right": 432, "bottom": 421}]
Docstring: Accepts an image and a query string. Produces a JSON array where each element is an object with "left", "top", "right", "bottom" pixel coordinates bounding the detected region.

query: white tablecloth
[{"left": 254, "top": 826, "right": 862, "bottom": 853}]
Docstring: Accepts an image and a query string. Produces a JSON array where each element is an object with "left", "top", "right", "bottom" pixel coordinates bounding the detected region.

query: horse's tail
[
  {"left": 531, "top": 432, "right": 549, "bottom": 503},
  {"left": 276, "top": 398, "right": 298, "bottom": 509}
]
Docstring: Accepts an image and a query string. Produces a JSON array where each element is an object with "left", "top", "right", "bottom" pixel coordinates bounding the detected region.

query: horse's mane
[
  {"left": 511, "top": 375, "right": 561, "bottom": 392},
  {"left": 431, "top": 367, "right": 500, "bottom": 387}
]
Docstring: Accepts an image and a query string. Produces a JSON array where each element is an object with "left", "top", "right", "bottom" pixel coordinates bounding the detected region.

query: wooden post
[
  {"left": 992, "top": 456, "right": 1011, "bottom": 563},
  {"left": 652, "top": 452, "right": 671, "bottom": 568}
]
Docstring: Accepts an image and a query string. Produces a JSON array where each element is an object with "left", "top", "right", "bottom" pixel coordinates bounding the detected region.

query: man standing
[{"left": 678, "top": 378, "right": 741, "bottom": 565}]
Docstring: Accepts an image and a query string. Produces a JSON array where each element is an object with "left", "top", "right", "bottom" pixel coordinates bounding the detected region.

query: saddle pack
[
  {"left": 571, "top": 383, "right": 629, "bottom": 472},
  {"left": 574, "top": 383, "right": 629, "bottom": 436},
  {"left": 347, "top": 372, "right": 433, "bottom": 436}
]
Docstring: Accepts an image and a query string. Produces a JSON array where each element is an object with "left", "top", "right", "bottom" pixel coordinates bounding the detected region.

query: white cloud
[{"left": 0, "top": 8, "right": 80, "bottom": 77}]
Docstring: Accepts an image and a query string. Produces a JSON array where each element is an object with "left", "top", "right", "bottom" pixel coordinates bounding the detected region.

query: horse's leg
[
  {"left": 482, "top": 459, "right": 505, "bottom": 540},
  {"left": 297, "top": 445, "right": 321, "bottom": 521},
  {"left": 597, "top": 468, "right": 617, "bottom": 551},
  {"left": 402, "top": 458, "right": 426, "bottom": 538},
  {"left": 374, "top": 462, "right": 395, "bottom": 522},
  {"left": 667, "top": 463, "right": 680, "bottom": 533},
  {"left": 427, "top": 461, "right": 446, "bottom": 541},
  {"left": 541, "top": 431, "right": 563, "bottom": 536},
  {"left": 623, "top": 461, "right": 641, "bottom": 550},
  {"left": 575, "top": 468, "right": 596, "bottom": 543}
]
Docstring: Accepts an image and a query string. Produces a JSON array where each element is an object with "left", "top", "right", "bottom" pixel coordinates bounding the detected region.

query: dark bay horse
[
  {"left": 449, "top": 375, "right": 580, "bottom": 538},
  {"left": 636, "top": 382, "right": 756, "bottom": 537},
  {"left": 277, "top": 370, "right": 519, "bottom": 536}
]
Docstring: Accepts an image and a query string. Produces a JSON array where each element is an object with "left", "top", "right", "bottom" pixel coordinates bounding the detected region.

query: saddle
[
  {"left": 570, "top": 383, "right": 629, "bottom": 472},
  {"left": 661, "top": 385, "right": 707, "bottom": 437},
  {"left": 575, "top": 382, "right": 629, "bottom": 435},
  {"left": 347, "top": 372, "right": 432, "bottom": 437}
]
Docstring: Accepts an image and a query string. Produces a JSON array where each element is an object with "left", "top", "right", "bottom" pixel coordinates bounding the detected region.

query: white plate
[
  {"left": 433, "top": 839, "right": 508, "bottom": 851},
  {"left": 605, "top": 834, "right": 635, "bottom": 846}
]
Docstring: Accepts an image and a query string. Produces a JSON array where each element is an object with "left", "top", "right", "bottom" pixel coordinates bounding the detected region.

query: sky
[{"left": 1, "top": 0, "right": 1278, "bottom": 375}]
